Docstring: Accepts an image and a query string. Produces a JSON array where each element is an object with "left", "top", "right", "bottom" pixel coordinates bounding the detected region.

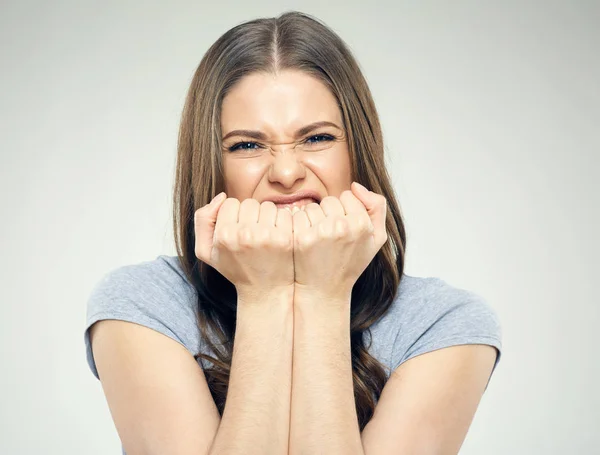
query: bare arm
[
  {"left": 208, "top": 289, "right": 294, "bottom": 455},
  {"left": 90, "top": 319, "right": 222, "bottom": 455},
  {"left": 288, "top": 293, "right": 363, "bottom": 455},
  {"left": 90, "top": 288, "right": 293, "bottom": 455}
]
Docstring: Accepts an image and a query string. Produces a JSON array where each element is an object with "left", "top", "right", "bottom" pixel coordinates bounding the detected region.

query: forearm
[
  {"left": 289, "top": 294, "right": 364, "bottom": 455},
  {"left": 208, "top": 289, "right": 294, "bottom": 455}
]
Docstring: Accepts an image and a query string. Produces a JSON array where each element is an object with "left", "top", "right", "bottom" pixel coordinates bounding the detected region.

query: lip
[
  {"left": 274, "top": 198, "right": 317, "bottom": 209},
  {"left": 264, "top": 190, "right": 322, "bottom": 205}
]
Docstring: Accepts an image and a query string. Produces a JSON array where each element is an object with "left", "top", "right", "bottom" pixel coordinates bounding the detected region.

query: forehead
[{"left": 220, "top": 70, "right": 342, "bottom": 134}]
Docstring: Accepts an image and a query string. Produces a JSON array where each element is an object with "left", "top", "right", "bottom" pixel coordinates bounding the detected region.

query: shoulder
[
  {"left": 84, "top": 255, "right": 202, "bottom": 379},
  {"left": 88, "top": 254, "right": 197, "bottom": 308},
  {"left": 369, "top": 274, "right": 502, "bottom": 378}
]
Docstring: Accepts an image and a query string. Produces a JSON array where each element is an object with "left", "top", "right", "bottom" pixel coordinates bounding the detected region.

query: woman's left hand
[{"left": 291, "top": 181, "right": 388, "bottom": 302}]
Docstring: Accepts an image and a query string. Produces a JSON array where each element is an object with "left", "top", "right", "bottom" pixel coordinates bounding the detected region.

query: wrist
[
  {"left": 236, "top": 285, "right": 295, "bottom": 307},
  {"left": 293, "top": 283, "right": 352, "bottom": 307},
  {"left": 293, "top": 290, "right": 351, "bottom": 335}
]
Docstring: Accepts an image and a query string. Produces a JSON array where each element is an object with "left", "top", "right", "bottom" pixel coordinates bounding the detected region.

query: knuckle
[
  {"left": 295, "top": 232, "right": 314, "bottom": 250},
  {"left": 278, "top": 208, "right": 292, "bottom": 220},
  {"left": 237, "top": 226, "right": 254, "bottom": 246},
  {"left": 334, "top": 219, "right": 349, "bottom": 237},
  {"left": 223, "top": 197, "right": 239, "bottom": 210},
  {"left": 214, "top": 226, "right": 233, "bottom": 248},
  {"left": 255, "top": 230, "right": 271, "bottom": 246},
  {"left": 273, "top": 232, "right": 292, "bottom": 250},
  {"left": 353, "top": 220, "right": 366, "bottom": 234},
  {"left": 241, "top": 198, "right": 260, "bottom": 209},
  {"left": 355, "top": 217, "right": 372, "bottom": 234},
  {"left": 261, "top": 200, "right": 277, "bottom": 210}
]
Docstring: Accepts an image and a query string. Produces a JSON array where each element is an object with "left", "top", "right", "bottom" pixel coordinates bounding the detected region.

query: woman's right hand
[{"left": 194, "top": 193, "right": 295, "bottom": 299}]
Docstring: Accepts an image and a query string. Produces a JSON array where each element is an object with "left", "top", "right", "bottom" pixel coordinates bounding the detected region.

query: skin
[
  {"left": 192, "top": 69, "right": 496, "bottom": 455},
  {"left": 216, "top": 69, "right": 387, "bottom": 299},
  {"left": 90, "top": 70, "right": 496, "bottom": 455},
  {"left": 196, "top": 69, "right": 387, "bottom": 455},
  {"left": 220, "top": 70, "right": 353, "bottom": 206}
]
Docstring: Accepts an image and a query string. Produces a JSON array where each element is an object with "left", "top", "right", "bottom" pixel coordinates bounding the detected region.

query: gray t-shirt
[{"left": 84, "top": 254, "right": 502, "bottom": 453}]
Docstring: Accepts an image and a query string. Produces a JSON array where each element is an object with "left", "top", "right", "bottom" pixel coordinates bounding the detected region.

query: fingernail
[
  {"left": 211, "top": 192, "right": 226, "bottom": 204},
  {"left": 355, "top": 182, "right": 369, "bottom": 193}
]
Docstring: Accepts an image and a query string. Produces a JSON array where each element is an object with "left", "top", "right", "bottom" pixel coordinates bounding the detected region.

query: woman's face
[{"left": 220, "top": 69, "right": 352, "bottom": 206}]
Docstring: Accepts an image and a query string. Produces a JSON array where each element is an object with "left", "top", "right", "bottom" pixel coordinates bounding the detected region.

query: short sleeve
[
  {"left": 83, "top": 255, "right": 202, "bottom": 380},
  {"left": 390, "top": 277, "right": 503, "bottom": 381}
]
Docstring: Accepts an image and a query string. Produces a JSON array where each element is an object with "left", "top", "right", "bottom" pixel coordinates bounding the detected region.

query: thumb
[
  {"left": 351, "top": 182, "right": 387, "bottom": 242},
  {"left": 194, "top": 192, "right": 227, "bottom": 263}
]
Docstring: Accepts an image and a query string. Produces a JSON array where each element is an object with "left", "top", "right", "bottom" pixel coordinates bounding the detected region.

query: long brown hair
[{"left": 172, "top": 11, "right": 407, "bottom": 431}]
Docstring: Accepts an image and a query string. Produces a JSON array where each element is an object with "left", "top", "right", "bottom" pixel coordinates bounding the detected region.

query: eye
[
  {"left": 305, "top": 134, "right": 335, "bottom": 144},
  {"left": 228, "top": 141, "right": 262, "bottom": 152}
]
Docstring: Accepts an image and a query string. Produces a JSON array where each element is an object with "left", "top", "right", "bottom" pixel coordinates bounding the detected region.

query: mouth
[{"left": 275, "top": 198, "right": 318, "bottom": 210}]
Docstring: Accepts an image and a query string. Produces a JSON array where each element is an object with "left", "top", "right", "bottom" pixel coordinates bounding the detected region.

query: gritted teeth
[
  {"left": 284, "top": 206, "right": 305, "bottom": 214},
  {"left": 275, "top": 197, "right": 316, "bottom": 210}
]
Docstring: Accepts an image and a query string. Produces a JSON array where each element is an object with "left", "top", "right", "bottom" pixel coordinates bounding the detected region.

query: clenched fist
[
  {"left": 194, "top": 182, "right": 387, "bottom": 303},
  {"left": 290, "top": 182, "right": 388, "bottom": 301},
  {"left": 194, "top": 193, "right": 295, "bottom": 299}
]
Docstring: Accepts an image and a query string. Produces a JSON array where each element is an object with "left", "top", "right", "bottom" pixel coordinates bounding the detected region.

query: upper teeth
[{"left": 276, "top": 197, "right": 316, "bottom": 210}]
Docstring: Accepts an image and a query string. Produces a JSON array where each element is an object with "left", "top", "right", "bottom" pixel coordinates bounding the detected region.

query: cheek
[
  {"left": 304, "top": 150, "right": 352, "bottom": 187},
  {"left": 223, "top": 158, "right": 267, "bottom": 197}
]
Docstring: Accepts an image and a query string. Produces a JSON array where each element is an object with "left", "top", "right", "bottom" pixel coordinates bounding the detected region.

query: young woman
[{"left": 85, "top": 11, "right": 502, "bottom": 455}]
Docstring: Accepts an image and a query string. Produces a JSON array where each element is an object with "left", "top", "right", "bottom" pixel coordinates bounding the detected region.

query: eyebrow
[{"left": 222, "top": 121, "right": 342, "bottom": 142}]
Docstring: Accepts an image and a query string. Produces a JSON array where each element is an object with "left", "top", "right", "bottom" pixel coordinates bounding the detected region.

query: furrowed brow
[
  {"left": 295, "top": 121, "right": 342, "bottom": 137},
  {"left": 222, "top": 121, "right": 342, "bottom": 141},
  {"left": 221, "top": 130, "right": 268, "bottom": 141}
]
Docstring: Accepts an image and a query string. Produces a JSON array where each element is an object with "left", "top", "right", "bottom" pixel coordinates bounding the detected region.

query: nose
[{"left": 267, "top": 146, "right": 306, "bottom": 189}]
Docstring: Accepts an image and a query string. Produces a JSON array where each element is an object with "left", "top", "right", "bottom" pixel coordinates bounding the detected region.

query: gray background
[{"left": 1, "top": 1, "right": 598, "bottom": 454}]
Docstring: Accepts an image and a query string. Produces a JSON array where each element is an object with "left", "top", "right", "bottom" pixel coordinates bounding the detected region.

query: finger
[
  {"left": 194, "top": 192, "right": 227, "bottom": 262},
  {"left": 238, "top": 198, "right": 260, "bottom": 224},
  {"left": 214, "top": 197, "right": 240, "bottom": 231},
  {"left": 302, "top": 201, "right": 326, "bottom": 227},
  {"left": 350, "top": 182, "right": 387, "bottom": 243},
  {"left": 338, "top": 190, "right": 367, "bottom": 216},
  {"left": 292, "top": 208, "right": 311, "bottom": 233},
  {"left": 319, "top": 195, "right": 346, "bottom": 217},
  {"left": 275, "top": 207, "right": 293, "bottom": 231},
  {"left": 339, "top": 190, "right": 373, "bottom": 233},
  {"left": 259, "top": 201, "right": 278, "bottom": 226}
]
